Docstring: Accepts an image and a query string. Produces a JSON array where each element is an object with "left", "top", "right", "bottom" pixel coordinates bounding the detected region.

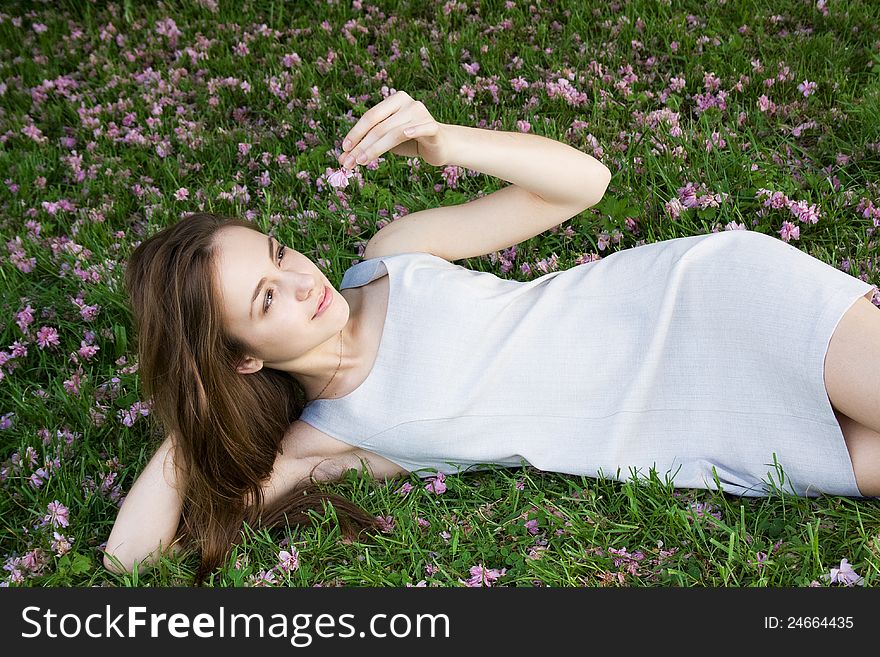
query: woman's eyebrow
[{"left": 249, "top": 236, "right": 274, "bottom": 320}]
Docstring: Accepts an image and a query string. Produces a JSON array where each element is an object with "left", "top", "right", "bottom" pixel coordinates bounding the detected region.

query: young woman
[{"left": 104, "top": 91, "right": 880, "bottom": 584}]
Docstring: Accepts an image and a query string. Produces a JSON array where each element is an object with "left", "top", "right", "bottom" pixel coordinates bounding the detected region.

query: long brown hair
[{"left": 122, "top": 211, "right": 381, "bottom": 585}]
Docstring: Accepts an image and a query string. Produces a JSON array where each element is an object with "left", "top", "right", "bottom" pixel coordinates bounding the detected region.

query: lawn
[{"left": 1, "top": 0, "right": 879, "bottom": 587}]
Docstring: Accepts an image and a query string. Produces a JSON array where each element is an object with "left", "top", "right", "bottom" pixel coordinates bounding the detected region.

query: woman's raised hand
[{"left": 338, "top": 90, "right": 448, "bottom": 170}]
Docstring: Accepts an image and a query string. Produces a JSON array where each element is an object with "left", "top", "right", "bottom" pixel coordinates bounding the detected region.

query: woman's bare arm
[
  {"left": 103, "top": 433, "right": 187, "bottom": 575},
  {"left": 101, "top": 422, "right": 408, "bottom": 574}
]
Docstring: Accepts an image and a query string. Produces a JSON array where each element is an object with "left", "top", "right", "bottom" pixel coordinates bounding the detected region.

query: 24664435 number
[{"left": 764, "top": 616, "right": 853, "bottom": 629}]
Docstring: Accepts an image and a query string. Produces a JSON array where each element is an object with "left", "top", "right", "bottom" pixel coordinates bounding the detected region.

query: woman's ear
[{"left": 236, "top": 355, "right": 264, "bottom": 375}]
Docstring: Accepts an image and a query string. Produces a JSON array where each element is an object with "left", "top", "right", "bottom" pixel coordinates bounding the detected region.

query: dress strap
[{"left": 340, "top": 258, "right": 389, "bottom": 290}]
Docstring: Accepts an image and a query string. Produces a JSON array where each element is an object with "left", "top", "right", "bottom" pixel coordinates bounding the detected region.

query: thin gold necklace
[{"left": 313, "top": 329, "right": 343, "bottom": 400}]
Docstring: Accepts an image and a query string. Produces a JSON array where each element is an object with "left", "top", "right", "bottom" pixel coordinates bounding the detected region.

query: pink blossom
[
  {"left": 440, "top": 165, "right": 461, "bottom": 189},
  {"left": 425, "top": 472, "right": 446, "bottom": 494},
  {"left": 79, "top": 304, "right": 100, "bottom": 321},
  {"left": 154, "top": 17, "right": 182, "bottom": 48},
  {"left": 51, "top": 532, "right": 74, "bottom": 556},
  {"left": 396, "top": 482, "right": 414, "bottom": 496},
  {"left": 705, "top": 131, "right": 726, "bottom": 153},
  {"left": 688, "top": 501, "right": 721, "bottom": 521},
  {"left": 791, "top": 120, "right": 818, "bottom": 138},
  {"left": 665, "top": 197, "right": 685, "bottom": 221},
  {"left": 36, "top": 326, "right": 60, "bottom": 349},
  {"left": 750, "top": 551, "right": 769, "bottom": 569},
  {"left": 20, "top": 548, "right": 47, "bottom": 573},
  {"left": 45, "top": 500, "right": 69, "bottom": 528},
  {"left": 174, "top": 188, "right": 189, "bottom": 201},
  {"left": 327, "top": 167, "right": 352, "bottom": 189},
  {"left": 3, "top": 556, "right": 26, "bottom": 584},
  {"left": 462, "top": 564, "right": 507, "bottom": 587},
  {"left": 78, "top": 342, "right": 100, "bottom": 360},
  {"left": 822, "top": 559, "right": 864, "bottom": 586},
  {"left": 778, "top": 221, "right": 800, "bottom": 242},
  {"left": 29, "top": 468, "right": 48, "bottom": 489},
  {"left": 511, "top": 76, "right": 529, "bottom": 92},
  {"left": 462, "top": 62, "right": 480, "bottom": 75},
  {"left": 249, "top": 569, "right": 277, "bottom": 587},
  {"left": 787, "top": 199, "right": 820, "bottom": 224},
  {"left": 277, "top": 548, "right": 299, "bottom": 573},
  {"left": 375, "top": 515, "right": 395, "bottom": 533},
  {"left": 21, "top": 124, "right": 47, "bottom": 144},
  {"left": 282, "top": 53, "right": 302, "bottom": 68},
  {"left": 117, "top": 400, "right": 151, "bottom": 427},
  {"left": 607, "top": 546, "right": 647, "bottom": 577},
  {"left": 16, "top": 305, "right": 35, "bottom": 332},
  {"left": 797, "top": 79, "right": 817, "bottom": 98},
  {"left": 757, "top": 94, "right": 775, "bottom": 113}
]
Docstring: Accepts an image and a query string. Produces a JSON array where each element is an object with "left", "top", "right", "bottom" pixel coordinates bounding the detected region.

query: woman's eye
[{"left": 264, "top": 245, "right": 286, "bottom": 313}]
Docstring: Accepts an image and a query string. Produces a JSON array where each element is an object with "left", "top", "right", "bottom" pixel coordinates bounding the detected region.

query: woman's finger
[
  {"left": 351, "top": 121, "right": 414, "bottom": 167},
  {"left": 341, "top": 90, "right": 410, "bottom": 154},
  {"left": 403, "top": 121, "right": 438, "bottom": 139},
  {"left": 342, "top": 113, "right": 412, "bottom": 168}
]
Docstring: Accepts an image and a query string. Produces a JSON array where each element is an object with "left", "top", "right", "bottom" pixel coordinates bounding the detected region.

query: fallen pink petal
[
  {"left": 327, "top": 167, "right": 352, "bottom": 188},
  {"left": 425, "top": 472, "right": 447, "bottom": 494},
  {"left": 822, "top": 558, "right": 864, "bottom": 586},
  {"left": 277, "top": 548, "right": 300, "bottom": 574},
  {"left": 461, "top": 564, "right": 508, "bottom": 587}
]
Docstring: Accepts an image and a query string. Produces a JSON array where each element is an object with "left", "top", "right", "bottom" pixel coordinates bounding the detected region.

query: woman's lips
[{"left": 314, "top": 285, "right": 332, "bottom": 318}]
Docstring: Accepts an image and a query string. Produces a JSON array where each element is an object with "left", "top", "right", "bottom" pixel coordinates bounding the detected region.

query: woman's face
[{"left": 213, "top": 225, "right": 349, "bottom": 372}]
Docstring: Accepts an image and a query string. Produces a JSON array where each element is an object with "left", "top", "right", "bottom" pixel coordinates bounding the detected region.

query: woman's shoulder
[
  {"left": 285, "top": 419, "right": 355, "bottom": 458},
  {"left": 285, "top": 419, "right": 410, "bottom": 479}
]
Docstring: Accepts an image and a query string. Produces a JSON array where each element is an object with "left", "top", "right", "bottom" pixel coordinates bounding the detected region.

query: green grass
[{"left": 1, "top": 0, "right": 879, "bottom": 587}]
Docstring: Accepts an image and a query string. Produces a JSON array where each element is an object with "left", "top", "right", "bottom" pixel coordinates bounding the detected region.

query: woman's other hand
[{"left": 337, "top": 90, "right": 448, "bottom": 169}]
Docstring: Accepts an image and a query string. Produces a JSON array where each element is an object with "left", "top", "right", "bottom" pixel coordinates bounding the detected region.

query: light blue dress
[{"left": 299, "top": 230, "right": 878, "bottom": 498}]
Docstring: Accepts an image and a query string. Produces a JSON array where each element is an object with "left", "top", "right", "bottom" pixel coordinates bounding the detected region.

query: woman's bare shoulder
[
  {"left": 286, "top": 420, "right": 411, "bottom": 480},
  {"left": 285, "top": 419, "right": 356, "bottom": 458}
]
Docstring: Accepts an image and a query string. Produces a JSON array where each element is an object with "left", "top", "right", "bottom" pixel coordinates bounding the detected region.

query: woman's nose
[{"left": 294, "top": 274, "right": 321, "bottom": 300}]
